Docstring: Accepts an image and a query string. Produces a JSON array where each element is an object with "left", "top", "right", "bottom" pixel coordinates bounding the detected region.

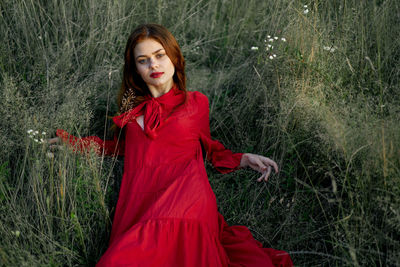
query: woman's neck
[{"left": 148, "top": 80, "right": 174, "bottom": 98}]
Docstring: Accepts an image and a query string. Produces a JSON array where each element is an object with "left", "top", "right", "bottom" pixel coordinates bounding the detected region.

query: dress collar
[
  {"left": 144, "top": 85, "right": 179, "bottom": 102},
  {"left": 113, "top": 85, "right": 184, "bottom": 139}
]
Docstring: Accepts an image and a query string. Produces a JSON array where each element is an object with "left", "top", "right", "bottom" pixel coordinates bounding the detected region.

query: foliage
[{"left": 0, "top": 0, "right": 399, "bottom": 265}]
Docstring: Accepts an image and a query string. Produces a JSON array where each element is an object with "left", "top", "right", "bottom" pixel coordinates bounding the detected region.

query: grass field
[{"left": 0, "top": 0, "right": 399, "bottom": 266}]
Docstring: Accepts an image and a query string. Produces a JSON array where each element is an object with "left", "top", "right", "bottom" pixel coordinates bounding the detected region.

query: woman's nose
[{"left": 149, "top": 58, "right": 159, "bottom": 69}]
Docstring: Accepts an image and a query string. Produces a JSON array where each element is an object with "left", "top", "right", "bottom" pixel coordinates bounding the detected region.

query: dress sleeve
[
  {"left": 56, "top": 129, "right": 125, "bottom": 156},
  {"left": 197, "top": 93, "right": 244, "bottom": 174}
]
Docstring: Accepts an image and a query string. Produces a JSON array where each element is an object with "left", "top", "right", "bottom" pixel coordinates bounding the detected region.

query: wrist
[{"left": 239, "top": 153, "right": 248, "bottom": 168}]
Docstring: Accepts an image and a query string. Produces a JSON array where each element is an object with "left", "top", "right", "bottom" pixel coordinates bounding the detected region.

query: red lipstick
[{"left": 150, "top": 72, "right": 164, "bottom": 78}]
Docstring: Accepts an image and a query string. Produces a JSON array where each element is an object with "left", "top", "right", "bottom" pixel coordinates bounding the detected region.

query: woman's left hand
[{"left": 239, "top": 153, "right": 279, "bottom": 182}]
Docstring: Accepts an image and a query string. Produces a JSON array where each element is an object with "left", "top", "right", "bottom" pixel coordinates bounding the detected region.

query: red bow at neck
[{"left": 113, "top": 86, "right": 184, "bottom": 139}]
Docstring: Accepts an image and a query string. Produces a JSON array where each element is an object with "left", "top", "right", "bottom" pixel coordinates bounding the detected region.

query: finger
[
  {"left": 264, "top": 166, "right": 272, "bottom": 182},
  {"left": 271, "top": 160, "right": 279, "bottom": 173},
  {"left": 261, "top": 157, "right": 279, "bottom": 173},
  {"left": 257, "top": 171, "right": 266, "bottom": 182},
  {"left": 47, "top": 137, "right": 60, "bottom": 145},
  {"left": 49, "top": 144, "right": 64, "bottom": 151},
  {"left": 252, "top": 156, "right": 267, "bottom": 172}
]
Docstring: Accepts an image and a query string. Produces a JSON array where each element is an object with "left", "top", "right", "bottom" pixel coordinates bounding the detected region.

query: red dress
[{"left": 57, "top": 86, "right": 293, "bottom": 266}]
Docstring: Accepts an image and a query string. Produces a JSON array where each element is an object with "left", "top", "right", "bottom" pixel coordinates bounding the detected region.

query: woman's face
[{"left": 134, "top": 38, "right": 175, "bottom": 92}]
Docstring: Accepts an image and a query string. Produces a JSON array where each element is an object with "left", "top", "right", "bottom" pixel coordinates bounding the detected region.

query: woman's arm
[
  {"left": 197, "top": 92, "right": 278, "bottom": 181},
  {"left": 53, "top": 129, "right": 125, "bottom": 156},
  {"left": 197, "top": 93, "right": 244, "bottom": 174}
]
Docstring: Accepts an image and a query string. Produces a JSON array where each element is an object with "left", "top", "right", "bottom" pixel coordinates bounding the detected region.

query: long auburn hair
[{"left": 117, "top": 23, "right": 187, "bottom": 114}]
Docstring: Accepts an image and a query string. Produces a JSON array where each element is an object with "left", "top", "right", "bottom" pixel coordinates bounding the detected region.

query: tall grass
[{"left": 1, "top": 0, "right": 399, "bottom": 265}]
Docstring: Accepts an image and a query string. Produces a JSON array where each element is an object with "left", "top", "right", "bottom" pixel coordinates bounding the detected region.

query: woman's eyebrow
[{"left": 136, "top": 49, "right": 165, "bottom": 59}]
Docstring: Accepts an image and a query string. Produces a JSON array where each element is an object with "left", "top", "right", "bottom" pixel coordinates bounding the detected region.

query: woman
[{"left": 54, "top": 24, "right": 293, "bottom": 266}]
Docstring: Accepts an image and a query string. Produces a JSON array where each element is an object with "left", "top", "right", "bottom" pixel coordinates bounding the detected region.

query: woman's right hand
[
  {"left": 239, "top": 153, "right": 279, "bottom": 182},
  {"left": 47, "top": 136, "right": 61, "bottom": 150},
  {"left": 46, "top": 136, "right": 63, "bottom": 158}
]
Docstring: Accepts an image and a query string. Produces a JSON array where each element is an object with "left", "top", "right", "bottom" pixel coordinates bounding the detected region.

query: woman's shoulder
[
  {"left": 188, "top": 90, "right": 209, "bottom": 106},
  {"left": 184, "top": 91, "right": 209, "bottom": 118}
]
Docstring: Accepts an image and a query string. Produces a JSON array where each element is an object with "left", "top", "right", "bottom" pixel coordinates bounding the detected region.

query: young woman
[{"left": 54, "top": 24, "right": 293, "bottom": 266}]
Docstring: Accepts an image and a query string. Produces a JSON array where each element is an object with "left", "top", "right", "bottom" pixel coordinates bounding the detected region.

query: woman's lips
[{"left": 150, "top": 72, "right": 164, "bottom": 78}]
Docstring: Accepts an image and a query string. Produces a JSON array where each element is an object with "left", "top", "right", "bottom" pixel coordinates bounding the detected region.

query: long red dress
[{"left": 57, "top": 86, "right": 293, "bottom": 266}]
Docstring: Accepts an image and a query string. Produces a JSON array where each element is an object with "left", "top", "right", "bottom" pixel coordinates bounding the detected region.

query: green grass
[{"left": 1, "top": 0, "right": 399, "bottom": 266}]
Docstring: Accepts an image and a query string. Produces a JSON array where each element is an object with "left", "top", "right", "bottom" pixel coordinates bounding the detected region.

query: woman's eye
[
  {"left": 156, "top": 53, "right": 165, "bottom": 58},
  {"left": 138, "top": 59, "right": 146, "bottom": 64}
]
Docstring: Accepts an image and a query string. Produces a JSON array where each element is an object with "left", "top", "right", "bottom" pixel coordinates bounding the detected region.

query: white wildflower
[
  {"left": 273, "top": 54, "right": 277, "bottom": 58},
  {"left": 304, "top": 9, "right": 309, "bottom": 14},
  {"left": 38, "top": 36, "right": 42, "bottom": 40},
  {"left": 281, "top": 37, "right": 286, "bottom": 42},
  {"left": 323, "top": 45, "right": 337, "bottom": 53},
  {"left": 269, "top": 55, "right": 274, "bottom": 60},
  {"left": 274, "top": 36, "right": 278, "bottom": 40},
  {"left": 264, "top": 39, "right": 267, "bottom": 43},
  {"left": 34, "top": 130, "right": 39, "bottom": 135},
  {"left": 267, "top": 35, "right": 271, "bottom": 38},
  {"left": 40, "top": 138, "right": 45, "bottom": 143},
  {"left": 42, "top": 131, "right": 46, "bottom": 135},
  {"left": 27, "top": 129, "right": 33, "bottom": 134},
  {"left": 268, "top": 38, "right": 274, "bottom": 42},
  {"left": 251, "top": 46, "right": 259, "bottom": 51},
  {"left": 34, "top": 139, "right": 39, "bottom": 143},
  {"left": 304, "top": 5, "right": 308, "bottom": 8}
]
